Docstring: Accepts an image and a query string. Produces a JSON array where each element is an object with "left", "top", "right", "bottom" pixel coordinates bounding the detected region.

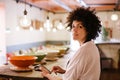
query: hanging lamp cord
[{"left": 24, "top": 0, "right": 27, "bottom": 15}]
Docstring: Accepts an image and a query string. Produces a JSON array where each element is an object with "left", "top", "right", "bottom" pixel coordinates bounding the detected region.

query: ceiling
[{"left": 18, "top": 0, "right": 120, "bottom": 13}]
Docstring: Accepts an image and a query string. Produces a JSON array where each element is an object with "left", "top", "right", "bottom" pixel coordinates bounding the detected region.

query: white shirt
[{"left": 63, "top": 41, "right": 101, "bottom": 80}]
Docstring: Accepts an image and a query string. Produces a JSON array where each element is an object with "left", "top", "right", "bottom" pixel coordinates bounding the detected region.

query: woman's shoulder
[{"left": 81, "top": 41, "right": 96, "bottom": 49}]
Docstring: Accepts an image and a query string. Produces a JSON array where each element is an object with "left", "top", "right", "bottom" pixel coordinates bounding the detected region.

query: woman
[{"left": 40, "top": 7, "right": 102, "bottom": 80}]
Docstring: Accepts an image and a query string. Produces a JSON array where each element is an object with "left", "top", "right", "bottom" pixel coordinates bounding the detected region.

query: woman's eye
[
  {"left": 79, "top": 26, "right": 82, "bottom": 28},
  {"left": 72, "top": 25, "right": 83, "bottom": 28}
]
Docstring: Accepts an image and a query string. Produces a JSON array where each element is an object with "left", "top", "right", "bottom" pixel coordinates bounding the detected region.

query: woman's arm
[
  {"left": 40, "top": 66, "right": 64, "bottom": 80},
  {"left": 45, "top": 74, "right": 62, "bottom": 80},
  {"left": 52, "top": 66, "right": 66, "bottom": 74}
]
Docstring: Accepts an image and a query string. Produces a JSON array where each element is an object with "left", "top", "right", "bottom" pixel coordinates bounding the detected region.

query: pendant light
[
  {"left": 44, "top": 12, "right": 52, "bottom": 32},
  {"left": 111, "top": 13, "right": 118, "bottom": 21},
  {"left": 19, "top": 0, "right": 31, "bottom": 28},
  {"left": 111, "top": 9, "right": 118, "bottom": 21},
  {"left": 57, "top": 20, "right": 64, "bottom": 30}
]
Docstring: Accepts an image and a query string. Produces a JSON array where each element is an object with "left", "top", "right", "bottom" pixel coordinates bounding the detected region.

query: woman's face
[{"left": 72, "top": 20, "right": 87, "bottom": 43}]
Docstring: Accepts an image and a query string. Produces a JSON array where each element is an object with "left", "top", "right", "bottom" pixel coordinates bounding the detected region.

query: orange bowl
[{"left": 9, "top": 56, "right": 37, "bottom": 68}]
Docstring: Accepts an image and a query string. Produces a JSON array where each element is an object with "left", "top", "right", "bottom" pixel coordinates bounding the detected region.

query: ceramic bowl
[
  {"left": 35, "top": 54, "right": 46, "bottom": 62},
  {"left": 26, "top": 52, "right": 46, "bottom": 62},
  {"left": 9, "top": 56, "right": 37, "bottom": 68}
]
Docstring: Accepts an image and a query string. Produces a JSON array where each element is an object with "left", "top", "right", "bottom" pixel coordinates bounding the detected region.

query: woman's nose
[
  {"left": 73, "top": 27, "right": 77, "bottom": 31},
  {"left": 72, "top": 28, "right": 77, "bottom": 33}
]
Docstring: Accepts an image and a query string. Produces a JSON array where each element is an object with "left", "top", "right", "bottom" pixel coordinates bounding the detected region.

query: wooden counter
[
  {"left": 96, "top": 41, "right": 120, "bottom": 69},
  {"left": 0, "top": 54, "right": 68, "bottom": 80},
  {"left": 0, "top": 65, "right": 48, "bottom": 80}
]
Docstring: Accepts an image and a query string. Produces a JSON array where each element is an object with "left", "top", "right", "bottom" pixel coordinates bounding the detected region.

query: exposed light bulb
[
  {"left": 57, "top": 22, "right": 64, "bottom": 30},
  {"left": 29, "top": 27, "right": 33, "bottom": 31},
  {"left": 44, "top": 19, "right": 52, "bottom": 28},
  {"left": 39, "top": 27, "right": 43, "bottom": 31},
  {"left": 44, "top": 16, "right": 52, "bottom": 31},
  {"left": 52, "top": 28, "right": 57, "bottom": 32},
  {"left": 20, "top": 15, "right": 31, "bottom": 27},
  {"left": 46, "top": 28, "right": 51, "bottom": 32},
  {"left": 111, "top": 13, "right": 118, "bottom": 21}
]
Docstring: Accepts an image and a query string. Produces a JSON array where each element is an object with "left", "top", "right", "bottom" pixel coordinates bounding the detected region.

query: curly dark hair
[{"left": 66, "top": 7, "right": 102, "bottom": 41}]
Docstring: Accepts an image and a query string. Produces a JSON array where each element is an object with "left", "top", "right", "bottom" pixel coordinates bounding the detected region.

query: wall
[
  {"left": 97, "top": 12, "right": 120, "bottom": 40},
  {"left": 6, "top": 30, "right": 46, "bottom": 46},
  {"left": 45, "top": 12, "right": 70, "bottom": 44},
  {"left": 1, "top": 0, "right": 120, "bottom": 52},
  {"left": 0, "top": 2, "right": 6, "bottom": 65},
  {"left": 4, "top": 0, "right": 47, "bottom": 46},
  {"left": 1, "top": 0, "right": 70, "bottom": 53},
  {"left": 46, "top": 30, "right": 70, "bottom": 41}
]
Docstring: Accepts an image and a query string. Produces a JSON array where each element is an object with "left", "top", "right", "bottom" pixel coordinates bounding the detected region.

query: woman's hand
[
  {"left": 40, "top": 66, "right": 62, "bottom": 80},
  {"left": 40, "top": 66, "right": 51, "bottom": 77},
  {"left": 51, "top": 66, "right": 66, "bottom": 74}
]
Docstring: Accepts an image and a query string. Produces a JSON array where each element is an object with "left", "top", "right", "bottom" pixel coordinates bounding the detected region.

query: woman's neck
[{"left": 79, "top": 40, "right": 85, "bottom": 46}]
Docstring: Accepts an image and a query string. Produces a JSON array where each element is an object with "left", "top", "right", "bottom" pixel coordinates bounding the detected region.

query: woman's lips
[
  {"left": 73, "top": 33, "right": 78, "bottom": 36},
  {"left": 73, "top": 34, "right": 79, "bottom": 38}
]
